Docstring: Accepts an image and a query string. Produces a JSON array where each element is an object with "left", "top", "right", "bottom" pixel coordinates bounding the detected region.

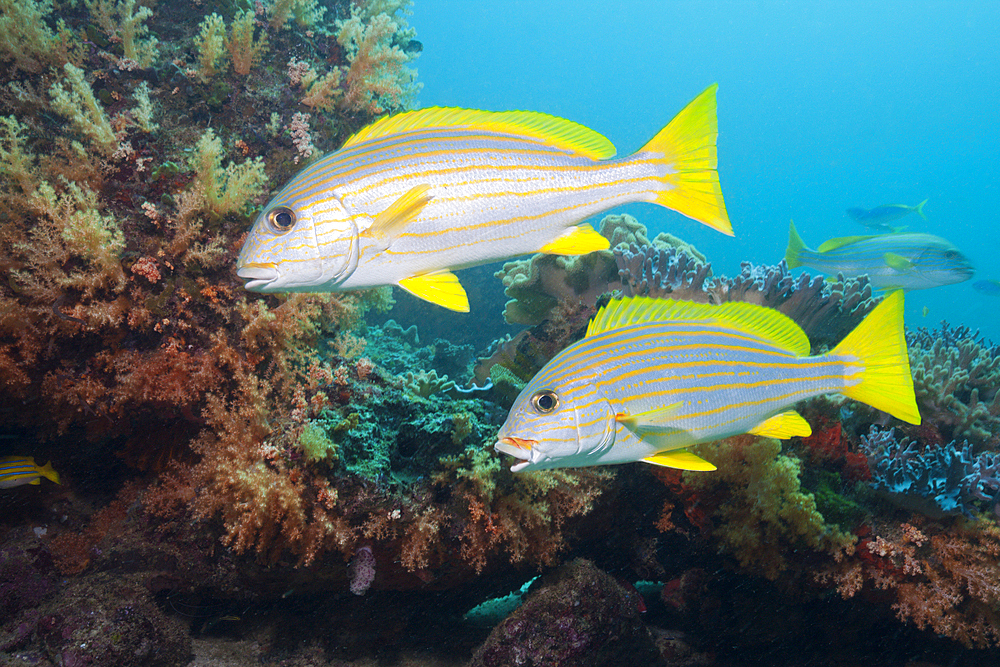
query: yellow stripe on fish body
[
  {"left": 0, "top": 456, "right": 61, "bottom": 489},
  {"left": 494, "top": 291, "right": 919, "bottom": 472},
  {"left": 237, "top": 86, "right": 732, "bottom": 311}
]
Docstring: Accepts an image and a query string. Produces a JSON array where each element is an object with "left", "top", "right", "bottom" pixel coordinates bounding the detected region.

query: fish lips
[
  {"left": 237, "top": 264, "right": 280, "bottom": 291},
  {"left": 494, "top": 437, "right": 538, "bottom": 473}
]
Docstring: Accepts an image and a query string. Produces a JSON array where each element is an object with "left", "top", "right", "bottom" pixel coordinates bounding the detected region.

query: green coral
[
  {"left": 686, "top": 436, "right": 856, "bottom": 580},
  {"left": 297, "top": 421, "right": 339, "bottom": 463},
  {"left": 800, "top": 469, "right": 866, "bottom": 531},
  {"left": 188, "top": 128, "right": 269, "bottom": 218},
  {"left": 48, "top": 63, "right": 117, "bottom": 155}
]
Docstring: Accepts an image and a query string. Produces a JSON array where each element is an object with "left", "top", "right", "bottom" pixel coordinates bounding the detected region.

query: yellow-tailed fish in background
[
  {"left": 237, "top": 85, "right": 732, "bottom": 312},
  {"left": 495, "top": 291, "right": 920, "bottom": 472},
  {"left": 0, "top": 456, "right": 61, "bottom": 489},
  {"left": 785, "top": 221, "right": 974, "bottom": 291}
]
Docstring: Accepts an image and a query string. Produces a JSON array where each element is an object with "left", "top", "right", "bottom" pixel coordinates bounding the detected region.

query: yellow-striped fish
[
  {"left": 1, "top": 456, "right": 61, "bottom": 489},
  {"left": 495, "top": 291, "right": 920, "bottom": 472},
  {"left": 237, "top": 85, "right": 732, "bottom": 312}
]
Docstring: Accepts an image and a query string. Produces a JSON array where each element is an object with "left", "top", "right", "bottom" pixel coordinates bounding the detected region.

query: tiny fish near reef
[
  {"left": 495, "top": 291, "right": 920, "bottom": 472},
  {"left": 785, "top": 220, "right": 974, "bottom": 291},
  {"left": 237, "top": 85, "right": 732, "bottom": 312},
  {"left": 0, "top": 456, "right": 60, "bottom": 489}
]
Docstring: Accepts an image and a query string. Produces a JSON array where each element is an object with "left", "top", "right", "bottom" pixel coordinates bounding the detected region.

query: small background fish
[
  {"left": 785, "top": 221, "right": 974, "bottom": 291},
  {"left": 973, "top": 280, "right": 1000, "bottom": 296},
  {"left": 847, "top": 199, "right": 927, "bottom": 232}
]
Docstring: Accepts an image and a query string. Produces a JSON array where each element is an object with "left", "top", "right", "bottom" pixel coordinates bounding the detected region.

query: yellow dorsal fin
[
  {"left": 883, "top": 252, "right": 913, "bottom": 271},
  {"left": 587, "top": 296, "right": 810, "bottom": 356},
  {"left": 342, "top": 107, "right": 617, "bottom": 160},
  {"left": 363, "top": 184, "right": 432, "bottom": 242},
  {"left": 398, "top": 271, "right": 470, "bottom": 312},
  {"left": 817, "top": 234, "right": 878, "bottom": 252},
  {"left": 538, "top": 224, "right": 610, "bottom": 255},
  {"left": 642, "top": 449, "right": 717, "bottom": 471},
  {"left": 747, "top": 411, "right": 812, "bottom": 439},
  {"left": 615, "top": 402, "right": 684, "bottom": 433}
]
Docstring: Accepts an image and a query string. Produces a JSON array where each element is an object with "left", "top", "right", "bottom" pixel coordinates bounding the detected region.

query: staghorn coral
[{"left": 908, "top": 324, "right": 1000, "bottom": 449}]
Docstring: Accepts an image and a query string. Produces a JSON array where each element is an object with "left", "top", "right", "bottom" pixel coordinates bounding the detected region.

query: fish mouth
[
  {"left": 494, "top": 437, "right": 537, "bottom": 473},
  {"left": 237, "top": 263, "right": 279, "bottom": 291}
]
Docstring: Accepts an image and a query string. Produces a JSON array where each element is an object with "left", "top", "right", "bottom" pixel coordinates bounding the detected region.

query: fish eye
[
  {"left": 267, "top": 206, "right": 296, "bottom": 233},
  {"left": 531, "top": 390, "right": 559, "bottom": 413},
  {"left": 944, "top": 250, "right": 958, "bottom": 260}
]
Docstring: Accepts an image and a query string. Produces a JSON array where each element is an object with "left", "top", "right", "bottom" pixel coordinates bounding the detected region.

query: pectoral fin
[
  {"left": 883, "top": 252, "right": 913, "bottom": 272},
  {"left": 616, "top": 402, "right": 684, "bottom": 433},
  {"left": 539, "top": 224, "right": 610, "bottom": 255},
  {"left": 398, "top": 271, "right": 470, "bottom": 312},
  {"left": 642, "top": 449, "right": 717, "bottom": 471},
  {"left": 747, "top": 411, "right": 812, "bottom": 439},
  {"left": 363, "top": 184, "right": 432, "bottom": 248}
]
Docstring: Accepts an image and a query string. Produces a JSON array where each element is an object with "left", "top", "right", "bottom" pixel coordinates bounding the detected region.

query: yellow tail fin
[
  {"left": 39, "top": 461, "right": 60, "bottom": 485},
  {"left": 640, "top": 84, "right": 733, "bottom": 236},
  {"left": 785, "top": 220, "right": 808, "bottom": 269},
  {"left": 831, "top": 291, "right": 921, "bottom": 424}
]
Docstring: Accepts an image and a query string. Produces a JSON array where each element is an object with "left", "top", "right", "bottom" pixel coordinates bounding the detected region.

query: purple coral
[
  {"left": 614, "top": 243, "right": 712, "bottom": 299},
  {"left": 859, "top": 426, "right": 1000, "bottom": 518}
]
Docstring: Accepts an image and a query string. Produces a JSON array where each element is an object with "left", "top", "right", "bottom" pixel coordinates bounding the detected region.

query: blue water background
[{"left": 412, "top": 0, "right": 1000, "bottom": 343}]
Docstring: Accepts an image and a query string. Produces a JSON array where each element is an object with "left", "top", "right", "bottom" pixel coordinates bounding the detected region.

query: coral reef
[
  {"left": 469, "top": 559, "right": 662, "bottom": 667},
  {"left": 663, "top": 435, "right": 856, "bottom": 581},
  {"left": 859, "top": 426, "right": 1000, "bottom": 518},
  {"left": 3, "top": 2, "right": 1000, "bottom": 663},
  {"left": 908, "top": 323, "right": 1000, "bottom": 449}
]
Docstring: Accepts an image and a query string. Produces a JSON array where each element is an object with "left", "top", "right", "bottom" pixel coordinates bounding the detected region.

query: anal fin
[
  {"left": 398, "top": 271, "right": 470, "bottom": 312},
  {"left": 538, "top": 224, "right": 610, "bottom": 255},
  {"left": 642, "top": 449, "right": 716, "bottom": 471},
  {"left": 747, "top": 411, "right": 812, "bottom": 439}
]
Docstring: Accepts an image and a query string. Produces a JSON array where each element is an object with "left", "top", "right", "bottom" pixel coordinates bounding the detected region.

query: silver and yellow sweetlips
[
  {"left": 495, "top": 291, "right": 921, "bottom": 472},
  {"left": 237, "top": 85, "right": 732, "bottom": 312},
  {"left": 786, "top": 221, "right": 974, "bottom": 291}
]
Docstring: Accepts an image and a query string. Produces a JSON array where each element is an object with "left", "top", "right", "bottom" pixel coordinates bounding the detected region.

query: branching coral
[
  {"left": 335, "top": 1, "right": 420, "bottom": 114},
  {"left": 907, "top": 324, "right": 1000, "bottom": 449},
  {"left": 0, "top": 0, "right": 78, "bottom": 73},
  {"left": 48, "top": 63, "right": 118, "bottom": 155},
  {"left": 859, "top": 426, "right": 1000, "bottom": 518},
  {"left": 188, "top": 128, "right": 269, "bottom": 218},
  {"left": 816, "top": 519, "right": 1000, "bottom": 648},
  {"left": 666, "top": 435, "right": 856, "bottom": 581}
]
